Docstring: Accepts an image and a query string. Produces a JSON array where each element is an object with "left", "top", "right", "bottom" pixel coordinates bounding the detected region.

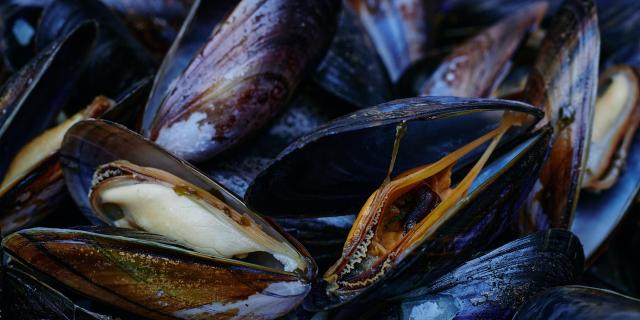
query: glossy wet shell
[
  {"left": 307, "top": 127, "right": 552, "bottom": 309},
  {"left": 357, "top": 229, "right": 584, "bottom": 320},
  {"left": 246, "top": 96, "right": 543, "bottom": 217},
  {"left": 521, "top": 0, "right": 600, "bottom": 231},
  {"left": 2, "top": 227, "right": 310, "bottom": 320},
  {"left": 144, "top": 0, "right": 340, "bottom": 161}
]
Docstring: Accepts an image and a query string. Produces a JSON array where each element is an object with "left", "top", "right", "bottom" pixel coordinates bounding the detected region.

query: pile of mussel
[{"left": 1, "top": 0, "right": 640, "bottom": 319}]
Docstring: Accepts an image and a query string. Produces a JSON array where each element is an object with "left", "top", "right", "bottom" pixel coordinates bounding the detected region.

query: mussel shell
[
  {"left": 59, "top": 119, "right": 315, "bottom": 279},
  {"left": 582, "top": 208, "right": 640, "bottom": 297},
  {"left": 435, "top": 0, "right": 560, "bottom": 45},
  {"left": 0, "top": 22, "right": 95, "bottom": 177},
  {"left": 597, "top": 0, "right": 640, "bottom": 63},
  {"left": 35, "top": 0, "right": 155, "bottom": 111},
  {"left": 420, "top": 2, "right": 546, "bottom": 97},
  {"left": 513, "top": 286, "right": 640, "bottom": 319},
  {"left": 571, "top": 67, "right": 640, "bottom": 262},
  {"left": 313, "top": 6, "right": 392, "bottom": 109},
  {"left": 98, "top": 0, "right": 192, "bottom": 60},
  {"left": 346, "top": 0, "right": 435, "bottom": 82},
  {"left": 358, "top": 229, "right": 584, "bottom": 320},
  {"left": 306, "top": 125, "right": 552, "bottom": 309},
  {"left": 246, "top": 96, "right": 543, "bottom": 217},
  {"left": 3, "top": 261, "right": 142, "bottom": 319},
  {"left": 0, "top": 3, "right": 42, "bottom": 70},
  {"left": 521, "top": 0, "right": 600, "bottom": 230},
  {"left": 3, "top": 227, "right": 312, "bottom": 320},
  {"left": 142, "top": 0, "right": 238, "bottom": 134},
  {"left": 275, "top": 214, "right": 356, "bottom": 273},
  {"left": 143, "top": 0, "right": 340, "bottom": 161}
]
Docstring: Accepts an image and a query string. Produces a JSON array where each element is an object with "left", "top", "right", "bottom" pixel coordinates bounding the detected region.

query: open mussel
[
  {"left": 583, "top": 65, "right": 640, "bottom": 191},
  {"left": 513, "top": 286, "right": 640, "bottom": 319},
  {"left": 142, "top": 0, "right": 340, "bottom": 161},
  {"left": 0, "top": 23, "right": 98, "bottom": 234},
  {"left": 52, "top": 119, "right": 315, "bottom": 319},
  {"left": 358, "top": 229, "right": 584, "bottom": 320},
  {"left": 0, "top": 96, "right": 115, "bottom": 235},
  {"left": 420, "top": 1, "right": 547, "bottom": 97},
  {"left": 520, "top": 0, "right": 600, "bottom": 231},
  {"left": 246, "top": 97, "right": 550, "bottom": 309},
  {"left": 571, "top": 64, "right": 640, "bottom": 261}
]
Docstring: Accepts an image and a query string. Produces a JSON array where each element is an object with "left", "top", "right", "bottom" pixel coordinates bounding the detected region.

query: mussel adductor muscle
[
  {"left": 35, "top": 0, "right": 155, "bottom": 111},
  {"left": 358, "top": 229, "right": 584, "bottom": 320},
  {"left": 307, "top": 126, "right": 552, "bottom": 309},
  {"left": 2, "top": 227, "right": 312, "bottom": 320},
  {"left": 0, "top": 22, "right": 95, "bottom": 178},
  {"left": 513, "top": 286, "right": 640, "bottom": 319},
  {"left": 144, "top": 0, "right": 340, "bottom": 161},
  {"left": 246, "top": 96, "right": 543, "bottom": 218},
  {"left": 521, "top": 0, "right": 600, "bottom": 231}
]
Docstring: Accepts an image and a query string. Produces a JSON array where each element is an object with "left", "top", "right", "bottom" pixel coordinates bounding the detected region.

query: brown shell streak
[
  {"left": 148, "top": 0, "right": 339, "bottom": 161},
  {"left": 3, "top": 229, "right": 298, "bottom": 320},
  {"left": 521, "top": 0, "right": 600, "bottom": 231},
  {"left": 421, "top": 1, "right": 547, "bottom": 97}
]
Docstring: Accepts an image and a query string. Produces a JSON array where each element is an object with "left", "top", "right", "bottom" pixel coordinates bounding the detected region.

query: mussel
[
  {"left": 513, "top": 286, "right": 640, "bottom": 319},
  {"left": 345, "top": 0, "right": 435, "bottom": 82},
  {"left": 313, "top": 6, "right": 392, "bottom": 109},
  {"left": 35, "top": 0, "right": 156, "bottom": 110},
  {"left": 571, "top": 64, "right": 640, "bottom": 261},
  {"left": 420, "top": 1, "right": 547, "bottom": 97},
  {"left": 44, "top": 119, "right": 315, "bottom": 319},
  {"left": 0, "top": 96, "right": 114, "bottom": 235},
  {"left": 0, "top": 23, "right": 97, "bottom": 234},
  {"left": 142, "top": 0, "right": 340, "bottom": 161},
  {"left": 360, "top": 229, "right": 584, "bottom": 320},
  {"left": 520, "top": 0, "right": 600, "bottom": 231},
  {"left": 246, "top": 97, "right": 550, "bottom": 309}
]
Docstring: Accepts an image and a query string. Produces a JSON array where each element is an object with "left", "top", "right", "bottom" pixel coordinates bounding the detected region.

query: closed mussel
[
  {"left": 246, "top": 96, "right": 550, "bottom": 308},
  {"left": 52, "top": 119, "right": 315, "bottom": 319},
  {"left": 143, "top": 0, "right": 340, "bottom": 161}
]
